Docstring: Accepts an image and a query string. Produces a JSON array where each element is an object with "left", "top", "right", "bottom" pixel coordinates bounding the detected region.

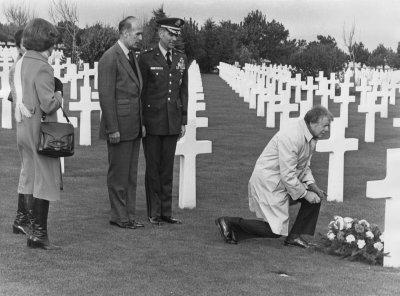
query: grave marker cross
[
  {"left": 367, "top": 148, "right": 400, "bottom": 267},
  {"left": 316, "top": 118, "right": 358, "bottom": 202}
]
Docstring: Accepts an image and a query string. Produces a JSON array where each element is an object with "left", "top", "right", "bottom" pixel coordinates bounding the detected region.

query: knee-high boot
[
  {"left": 27, "top": 198, "right": 61, "bottom": 250},
  {"left": 13, "top": 194, "right": 33, "bottom": 235}
]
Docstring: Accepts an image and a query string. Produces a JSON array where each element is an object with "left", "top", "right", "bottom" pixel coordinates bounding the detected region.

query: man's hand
[
  {"left": 108, "top": 131, "right": 120, "bottom": 144},
  {"left": 307, "top": 183, "right": 327, "bottom": 200},
  {"left": 142, "top": 125, "right": 146, "bottom": 138},
  {"left": 179, "top": 125, "right": 186, "bottom": 139},
  {"left": 304, "top": 190, "right": 321, "bottom": 204}
]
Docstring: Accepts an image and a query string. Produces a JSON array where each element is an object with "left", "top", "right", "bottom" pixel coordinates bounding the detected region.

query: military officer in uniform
[{"left": 138, "top": 18, "right": 188, "bottom": 225}]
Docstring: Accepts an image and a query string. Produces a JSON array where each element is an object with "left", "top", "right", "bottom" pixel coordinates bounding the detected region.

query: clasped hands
[{"left": 304, "top": 183, "right": 327, "bottom": 204}]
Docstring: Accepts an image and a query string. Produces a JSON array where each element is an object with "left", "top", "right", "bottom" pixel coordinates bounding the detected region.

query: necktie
[
  {"left": 166, "top": 51, "right": 172, "bottom": 67},
  {"left": 308, "top": 138, "right": 317, "bottom": 162},
  {"left": 128, "top": 51, "right": 139, "bottom": 78}
]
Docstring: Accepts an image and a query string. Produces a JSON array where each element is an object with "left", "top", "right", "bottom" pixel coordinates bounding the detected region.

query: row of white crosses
[
  {"left": 343, "top": 63, "right": 398, "bottom": 86},
  {"left": 0, "top": 47, "right": 66, "bottom": 130},
  {"left": 51, "top": 56, "right": 100, "bottom": 146},
  {"left": 219, "top": 61, "right": 400, "bottom": 267},
  {"left": 175, "top": 60, "right": 212, "bottom": 209},
  {"left": 219, "top": 61, "right": 400, "bottom": 142}
]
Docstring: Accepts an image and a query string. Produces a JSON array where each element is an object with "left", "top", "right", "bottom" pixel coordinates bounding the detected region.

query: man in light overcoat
[{"left": 216, "top": 106, "right": 332, "bottom": 248}]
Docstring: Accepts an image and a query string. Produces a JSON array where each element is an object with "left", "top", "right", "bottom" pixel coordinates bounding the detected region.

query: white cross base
[
  {"left": 0, "top": 58, "right": 12, "bottom": 129},
  {"left": 316, "top": 117, "right": 358, "bottom": 202},
  {"left": 367, "top": 148, "right": 400, "bottom": 267},
  {"left": 175, "top": 120, "right": 212, "bottom": 209},
  {"left": 1, "top": 98, "right": 12, "bottom": 129}
]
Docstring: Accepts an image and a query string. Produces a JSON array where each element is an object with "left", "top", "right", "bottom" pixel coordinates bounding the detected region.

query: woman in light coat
[
  {"left": 9, "top": 29, "right": 33, "bottom": 236},
  {"left": 14, "top": 18, "right": 62, "bottom": 250}
]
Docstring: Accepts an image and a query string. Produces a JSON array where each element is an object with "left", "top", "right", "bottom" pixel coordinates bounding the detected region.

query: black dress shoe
[
  {"left": 215, "top": 217, "right": 237, "bottom": 244},
  {"left": 130, "top": 220, "right": 144, "bottom": 228},
  {"left": 109, "top": 221, "right": 136, "bottom": 229},
  {"left": 284, "top": 236, "right": 309, "bottom": 248},
  {"left": 161, "top": 216, "right": 182, "bottom": 224},
  {"left": 148, "top": 217, "right": 164, "bottom": 225}
]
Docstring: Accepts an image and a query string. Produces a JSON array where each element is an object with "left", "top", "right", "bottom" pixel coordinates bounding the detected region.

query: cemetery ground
[{"left": 1, "top": 74, "right": 400, "bottom": 295}]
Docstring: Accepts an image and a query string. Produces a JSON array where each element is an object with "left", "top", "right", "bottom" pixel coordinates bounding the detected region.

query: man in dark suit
[
  {"left": 98, "top": 16, "right": 145, "bottom": 229},
  {"left": 138, "top": 18, "right": 188, "bottom": 225}
]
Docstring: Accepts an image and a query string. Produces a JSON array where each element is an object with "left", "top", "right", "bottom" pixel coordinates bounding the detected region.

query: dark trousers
[
  {"left": 229, "top": 197, "right": 321, "bottom": 242},
  {"left": 288, "top": 197, "right": 321, "bottom": 236},
  {"left": 229, "top": 218, "right": 282, "bottom": 242},
  {"left": 107, "top": 138, "right": 141, "bottom": 223},
  {"left": 143, "top": 134, "right": 179, "bottom": 218}
]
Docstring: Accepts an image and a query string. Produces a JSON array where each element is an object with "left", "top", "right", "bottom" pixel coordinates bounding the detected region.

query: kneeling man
[{"left": 215, "top": 105, "right": 332, "bottom": 248}]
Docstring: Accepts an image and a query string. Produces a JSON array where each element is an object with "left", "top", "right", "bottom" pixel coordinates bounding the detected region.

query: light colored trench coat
[
  {"left": 248, "top": 119, "right": 316, "bottom": 236},
  {"left": 15, "top": 51, "right": 61, "bottom": 201}
]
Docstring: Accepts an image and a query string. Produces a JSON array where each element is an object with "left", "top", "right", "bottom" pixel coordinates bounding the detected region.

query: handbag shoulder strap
[{"left": 60, "top": 106, "right": 71, "bottom": 123}]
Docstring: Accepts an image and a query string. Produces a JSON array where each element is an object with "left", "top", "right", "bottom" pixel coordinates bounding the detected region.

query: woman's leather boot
[
  {"left": 27, "top": 198, "right": 61, "bottom": 250},
  {"left": 13, "top": 194, "right": 33, "bottom": 235}
]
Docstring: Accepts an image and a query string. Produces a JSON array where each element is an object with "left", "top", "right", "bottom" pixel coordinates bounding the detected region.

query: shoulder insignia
[{"left": 141, "top": 47, "right": 154, "bottom": 54}]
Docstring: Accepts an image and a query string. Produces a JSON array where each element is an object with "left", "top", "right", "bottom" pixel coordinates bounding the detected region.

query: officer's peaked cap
[{"left": 156, "top": 18, "right": 184, "bottom": 35}]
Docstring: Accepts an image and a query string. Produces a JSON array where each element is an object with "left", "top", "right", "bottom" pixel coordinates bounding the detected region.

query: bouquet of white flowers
[{"left": 320, "top": 216, "right": 387, "bottom": 265}]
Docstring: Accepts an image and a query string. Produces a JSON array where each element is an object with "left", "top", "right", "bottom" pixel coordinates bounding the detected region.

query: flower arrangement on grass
[{"left": 321, "top": 216, "right": 387, "bottom": 265}]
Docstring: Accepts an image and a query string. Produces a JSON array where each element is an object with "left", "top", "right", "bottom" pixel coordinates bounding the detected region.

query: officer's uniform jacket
[{"left": 138, "top": 46, "right": 188, "bottom": 135}]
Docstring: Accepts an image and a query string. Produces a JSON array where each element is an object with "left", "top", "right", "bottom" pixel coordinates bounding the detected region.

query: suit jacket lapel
[{"left": 115, "top": 43, "right": 140, "bottom": 86}]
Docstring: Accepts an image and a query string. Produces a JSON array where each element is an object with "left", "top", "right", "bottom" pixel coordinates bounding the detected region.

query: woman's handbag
[{"left": 37, "top": 107, "right": 74, "bottom": 158}]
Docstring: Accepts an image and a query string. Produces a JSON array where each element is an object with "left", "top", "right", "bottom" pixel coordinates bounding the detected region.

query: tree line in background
[{"left": 1, "top": 1, "right": 400, "bottom": 77}]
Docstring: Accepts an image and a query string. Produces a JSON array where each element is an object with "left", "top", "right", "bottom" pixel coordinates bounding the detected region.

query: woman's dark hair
[
  {"left": 14, "top": 29, "right": 24, "bottom": 48},
  {"left": 304, "top": 105, "right": 334, "bottom": 124},
  {"left": 22, "top": 18, "right": 58, "bottom": 52}
]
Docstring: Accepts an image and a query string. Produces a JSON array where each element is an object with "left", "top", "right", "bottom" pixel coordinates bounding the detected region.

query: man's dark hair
[
  {"left": 304, "top": 105, "right": 334, "bottom": 124},
  {"left": 23, "top": 18, "right": 58, "bottom": 52},
  {"left": 14, "top": 29, "right": 24, "bottom": 48},
  {"left": 118, "top": 16, "right": 136, "bottom": 35}
]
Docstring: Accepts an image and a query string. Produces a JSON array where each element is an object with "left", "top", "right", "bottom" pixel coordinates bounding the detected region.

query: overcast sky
[{"left": 2, "top": 0, "right": 399, "bottom": 51}]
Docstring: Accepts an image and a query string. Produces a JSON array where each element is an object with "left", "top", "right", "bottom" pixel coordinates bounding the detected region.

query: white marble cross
[
  {"left": 276, "top": 85, "right": 299, "bottom": 130},
  {"left": 357, "top": 86, "right": 387, "bottom": 143},
  {"left": 62, "top": 62, "right": 84, "bottom": 100},
  {"left": 316, "top": 117, "right": 358, "bottom": 202},
  {"left": 290, "top": 73, "right": 302, "bottom": 103},
  {"left": 299, "top": 76, "right": 317, "bottom": 118},
  {"left": 81, "top": 62, "right": 99, "bottom": 90},
  {"left": 175, "top": 118, "right": 212, "bottom": 209},
  {"left": 52, "top": 58, "right": 66, "bottom": 80},
  {"left": 175, "top": 61, "right": 212, "bottom": 209},
  {"left": 0, "top": 57, "right": 12, "bottom": 129},
  {"left": 366, "top": 148, "right": 400, "bottom": 268},
  {"left": 315, "top": 72, "right": 338, "bottom": 108},
  {"left": 243, "top": 64, "right": 256, "bottom": 104},
  {"left": 355, "top": 77, "right": 372, "bottom": 107},
  {"left": 249, "top": 71, "right": 267, "bottom": 110},
  {"left": 68, "top": 85, "right": 101, "bottom": 146},
  {"left": 256, "top": 75, "right": 274, "bottom": 117},
  {"left": 332, "top": 75, "right": 355, "bottom": 127}
]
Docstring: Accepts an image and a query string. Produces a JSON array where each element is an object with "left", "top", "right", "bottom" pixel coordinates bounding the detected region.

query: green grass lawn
[{"left": 1, "top": 74, "right": 400, "bottom": 295}]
